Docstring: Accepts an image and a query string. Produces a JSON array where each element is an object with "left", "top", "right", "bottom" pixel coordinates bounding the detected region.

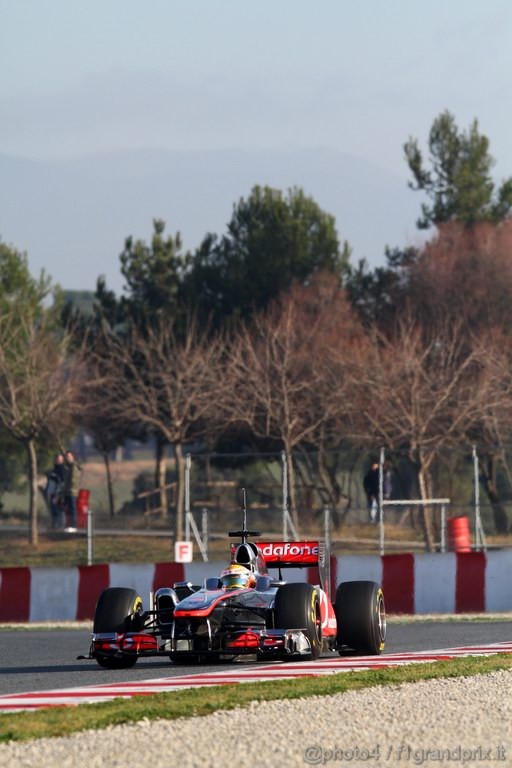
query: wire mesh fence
[{"left": 2, "top": 445, "right": 512, "bottom": 567}]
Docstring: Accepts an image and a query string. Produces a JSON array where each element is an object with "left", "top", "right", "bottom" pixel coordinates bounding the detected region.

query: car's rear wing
[
  {"left": 256, "top": 540, "right": 323, "bottom": 567},
  {"left": 257, "top": 540, "right": 331, "bottom": 600}
]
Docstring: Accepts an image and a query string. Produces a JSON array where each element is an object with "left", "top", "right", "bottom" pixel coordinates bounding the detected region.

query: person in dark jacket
[
  {"left": 46, "top": 453, "right": 66, "bottom": 529},
  {"left": 63, "top": 450, "right": 82, "bottom": 531},
  {"left": 363, "top": 461, "right": 380, "bottom": 524}
]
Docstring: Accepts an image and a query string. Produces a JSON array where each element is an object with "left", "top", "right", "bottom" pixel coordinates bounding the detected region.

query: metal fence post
[
  {"left": 87, "top": 508, "right": 93, "bottom": 567},
  {"left": 281, "top": 450, "right": 288, "bottom": 540},
  {"left": 185, "top": 453, "right": 191, "bottom": 541},
  {"left": 324, "top": 504, "right": 330, "bottom": 552},
  {"left": 202, "top": 507, "right": 208, "bottom": 560},
  {"left": 472, "top": 445, "right": 487, "bottom": 551},
  {"left": 440, "top": 502, "right": 446, "bottom": 553},
  {"left": 473, "top": 445, "right": 480, "bottom": 549},
  {"left": 379, "top": 446, "right": 385, "bottom": 556}
]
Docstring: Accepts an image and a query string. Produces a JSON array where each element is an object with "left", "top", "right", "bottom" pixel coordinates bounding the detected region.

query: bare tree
[
  {"left": 291, "top": 276, "right": 370, "bottom": 520},
  {"left": 467, "top": 332, "right": 512, "bottom": 533},
  {"left": 408, "top": 222, "right": 512, "bottom": 332},
  {"left": 354, "top": 315, "right": 492, "bottom": 551},
  {"left": 78, "top": 363, "right": 128, "bottom": 518},
  {"left": 99, "top": 318, "right": 223, "bottom": 539},
  {"left": 406, "top": 221, "right": 512, "bottom": 533},
  {"left": 0, "top": 310, "right": 83, "bottom": 544},
  {"left": 222, "top": 278, "right": 354, "bottom": 530}
]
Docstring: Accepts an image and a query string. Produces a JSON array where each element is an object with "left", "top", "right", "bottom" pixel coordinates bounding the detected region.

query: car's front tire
[
  {"left": 274, "top": 582, "right": 322, "bottom": 659},
  {"left": 93, "top": 587, "right": 144, "bottom": 669}
]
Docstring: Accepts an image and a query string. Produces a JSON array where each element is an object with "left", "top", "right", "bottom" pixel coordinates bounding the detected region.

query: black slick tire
[
  {"left": 335, "top": 580, "right": 386, "bottom": 655},
  {"left": 93, "top": 587, "right": 143, "bottom": 669},
  {"left": 274, "top": 582, "right": 322, "bottom": 659}
]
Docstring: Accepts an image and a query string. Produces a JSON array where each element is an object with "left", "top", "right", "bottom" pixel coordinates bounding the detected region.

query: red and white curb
[{"left": 1, "top": 641, "right": 512, "bottom": 713}]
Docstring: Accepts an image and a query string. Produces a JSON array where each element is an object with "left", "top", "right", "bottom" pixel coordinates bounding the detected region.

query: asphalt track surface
[{"left": 1, "top": 621, "right": 512, "bottom": 697}]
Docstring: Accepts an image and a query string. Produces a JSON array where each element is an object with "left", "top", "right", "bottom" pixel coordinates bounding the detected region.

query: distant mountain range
[{"left": 0, "top": 147, "right": 423, "bottom": 293}]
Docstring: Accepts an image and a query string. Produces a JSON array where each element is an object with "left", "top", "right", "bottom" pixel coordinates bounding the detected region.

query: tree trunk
[
  {"left": 155, "top": 437, "right": 168, "bottom": 517},
  {"left": 174, "top": 442, "right": 186, "bottom": 541},
  {"left": 415, "top": 453, "right": 436, "bottom": 553},
  {"left": 103, "top": 450, "right": 115, "bottom": 518},
  {"left": 480, "top": 453, "right": 509, "bottom": 534},
  {"left": 316, "top": 450, "right": 344, "bottom": 526},
  {"left": 27, "top": 439, "right": 39, "bottom": 546}
]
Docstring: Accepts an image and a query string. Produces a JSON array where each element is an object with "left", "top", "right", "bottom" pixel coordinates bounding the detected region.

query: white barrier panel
[
  {"left": 30, "top": 568, "right": 79, "bottom": 622},
  {"left": 485, "top": 549, "right": 512, "bottom": 611},
  {"left": 336, "top": 555, "right": 382, "bottom": 586},
  {"left": 109, "top": 564, "right": 155, "bottom": 605},
  {"left": 185, "top": 561, "right": 221, "bottom": 587},
  {"left": 414, "top": 553, "right": 456, "bottom": 614}
]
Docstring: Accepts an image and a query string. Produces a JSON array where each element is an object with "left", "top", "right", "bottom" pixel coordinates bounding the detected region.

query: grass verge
[
  {"left": 1, "top": 654, "right": 511, "bottom": 744},
  {"left": 0, "top": 534, "right": 176, "bottom": 568}
]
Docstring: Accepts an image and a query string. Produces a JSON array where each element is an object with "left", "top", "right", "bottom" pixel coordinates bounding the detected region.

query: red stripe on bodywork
[
  {"left": 76, "top": 565, "right": 110, "bottom": 620},
  {"left": 456, "top": 552, "right": 486, "bottom": 612},
  {"left": 382, "top": 554, "right": 414, "bottom": 613},
  {"left": 0, "top": 567, "right": 31, "bottom": 621},
  {"left": 153, "top": 562, "right": 185, "bottom": 591}
]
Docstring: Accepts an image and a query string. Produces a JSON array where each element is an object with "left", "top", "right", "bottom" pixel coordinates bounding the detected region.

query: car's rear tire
[
  {"left": 93, "top": 587, "right": 143, "bottom": 669},
  {"left": 335, "top": 580, "right": 386, "bottom": 655},
  {"left": 274, "top": 582, "right": 322, "bottom": 659}
]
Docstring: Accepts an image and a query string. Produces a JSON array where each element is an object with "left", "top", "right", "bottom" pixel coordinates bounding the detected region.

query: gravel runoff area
[{"left": 2, "top": 671, "right": 511, "bottom": 768}]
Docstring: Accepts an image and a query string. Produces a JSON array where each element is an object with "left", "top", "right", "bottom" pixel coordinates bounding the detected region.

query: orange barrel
[
  {"left": 447, "top": 515, "right": 471, "bottom": 552},
  {"left": 76, "top": 489, "right": 90, "bottom": 529}
]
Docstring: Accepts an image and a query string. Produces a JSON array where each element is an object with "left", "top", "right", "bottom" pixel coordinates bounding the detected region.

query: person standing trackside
[
  {"left": 363, "top": 460, "right": 380, "bottom": 524},
  {"left": 46, "top": 453, "right": 66, "bottom": 529},
  {"left": 63, "top": 450, "right": 82, "bottom": 531}
]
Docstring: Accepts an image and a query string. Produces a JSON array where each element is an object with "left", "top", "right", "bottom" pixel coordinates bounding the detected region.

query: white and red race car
[{"left": 81, "top": 523, "right": 386, "bottom": 669}]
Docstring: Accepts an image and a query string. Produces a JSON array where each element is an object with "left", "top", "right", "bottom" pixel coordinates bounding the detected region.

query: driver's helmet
[{"left": 220, "top": 563, "right": 256, "bottom": 590}]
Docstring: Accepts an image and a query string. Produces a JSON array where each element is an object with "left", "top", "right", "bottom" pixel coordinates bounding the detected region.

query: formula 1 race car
[{"left": 80, "top": 515, "right": 386, "bottom": 669}]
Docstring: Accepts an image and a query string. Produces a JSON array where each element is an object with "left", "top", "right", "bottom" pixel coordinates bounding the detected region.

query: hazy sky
[
  {"left": 4, "top": 1, "right": 512, "bottom": 171},
  {"left": 2, "top": 1, "right": 512, "bottom": 289}
]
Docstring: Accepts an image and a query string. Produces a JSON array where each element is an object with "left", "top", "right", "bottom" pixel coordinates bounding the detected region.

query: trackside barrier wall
[{"left": 0, "top": 551, "right": 511, "bottom": 622}]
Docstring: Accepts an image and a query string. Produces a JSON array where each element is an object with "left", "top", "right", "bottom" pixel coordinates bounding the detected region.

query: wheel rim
[
  {"left": 377, "top": 594, "right": 386, "bottom": 642},
  {"left": 314, "top": 598, "right": 322, "bottom": 644}
]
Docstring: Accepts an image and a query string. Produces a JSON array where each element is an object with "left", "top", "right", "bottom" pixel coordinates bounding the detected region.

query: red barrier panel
[
  {"left": 382, "top": 554, "right": 415, "bottom": 613},
  {"left": 76, "top": 564, "right": 110, "bottom": 620},
  {"left": 153, "top": 562, "right": 185, "bottom": 591},
  {"left": 0, "top": 567, "right": 31, "bottom": 622},
  {"left": 456, "top": 552, "right": 486, "bottom": 612}
]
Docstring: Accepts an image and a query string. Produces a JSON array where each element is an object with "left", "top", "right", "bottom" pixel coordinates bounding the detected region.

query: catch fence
[{"left": 1, "top": 445, "right": 511, "bottom": 567}]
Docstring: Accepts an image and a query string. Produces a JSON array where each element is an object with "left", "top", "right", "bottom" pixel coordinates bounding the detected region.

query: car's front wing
[{"left": 87, "top": 626, "right": 312, "bottom": 660}]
